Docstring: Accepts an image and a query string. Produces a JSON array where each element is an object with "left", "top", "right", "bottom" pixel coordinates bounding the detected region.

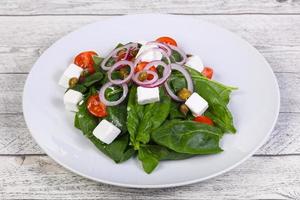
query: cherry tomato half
[
  {"left": 134, "top": 61, "right": 157, "bottom": 80},
  {"left": 156, "top": 36, "right": 177, "bottom": 46},
  {"left": 193, "top": 116, "right": 214, "bottom": 126},
  {"left": 87, "top": 95, "right": 107, "bottom": 117},
  {"left": 202, "top": 67, "right": 213, "bottom": 79},
  {"left": 74, "top": 51, "right": 98, "bottom": 74}
]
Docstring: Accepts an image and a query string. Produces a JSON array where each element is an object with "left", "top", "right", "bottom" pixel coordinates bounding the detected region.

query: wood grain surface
[{"left": 0, "top": 0, "right": 300, "bottom": 199}]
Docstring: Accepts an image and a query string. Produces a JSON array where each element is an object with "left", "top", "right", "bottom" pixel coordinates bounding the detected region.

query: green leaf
[
  {"left": 82, "top": 72, "right": 104, "bottom": 87},
  {"left": 76, "top": 101, "right": 98, "bottom": 137},
  {"left": 187, "top": 67, "right": 237, "bottom": 105},
  {"left": 136, "top": 89, "right": 171, "bottom": 144},
  {"left": 92, "top": 55, "right": 104, "bottom": 72},
  {"left": 105, "top": 102, "right": 128, "bottom": 133},
  {"left": 170, "top": 50, "right": 183, "bottom": 63},
  {"left": 126, "top": 86, "right": 144, "bottom": 148},
  {"left": 72, "top": 84, "right": 87, "bottom": 94},
  {"left": 89, "top": 134, "right": 135, "bottom": 163},
  {"left": 169, "top": 101, "right": 186, "bottom": 120},
  {"left": 151, "top": 120, "right": 223, "bottom": 154},
  {"left": 75, "top": 97, "right": 135, "bottom": 163},
  {"left": 138, "top": 145, "right": 192, "bottom": 173}
]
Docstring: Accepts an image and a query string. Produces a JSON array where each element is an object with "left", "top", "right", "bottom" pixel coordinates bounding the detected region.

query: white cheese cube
[
  {"left": 185, "top": 55, "right": 204, "bottom": 73},
  {"left": 185, "top": 92, "right": 208, "bottom": 116},
  {"left": 137, "top": 86, "right": 160, "bottom": 105},
  {"left": 63, "top": 89, "right": 83, "bottom": 112},
  {"left": 136, "top": 44, "right": 162, "bottom": 62},
  {"left": 59, "top": 63, "right": 83, "bottom": 88},
  {"left": 93, "top": 119, "right": 121, "bottom": 144}
]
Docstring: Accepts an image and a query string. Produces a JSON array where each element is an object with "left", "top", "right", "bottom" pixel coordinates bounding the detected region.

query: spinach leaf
[
  {"left": 151, "top": 120, "right": 223, "bottom": 154},
  {"left": 169, "top": 101, "right": 186, "bottom": 120},
  {"left": 76, "top": 101, "right": 98, "bottom": 137},
  {"left": 170, "top": 50, "right": 183, "bottom": 63},
  {"left": 192, "top": 75, "right": 236, "bottom": 133},
  {"left": 105, "top": 102, "right": 128, "bottom": 133},
  {"left": 92, "top": 55, "right": 104, "bottom": 72},
  {"left": 186, "top": 67, "right": 237, "bottom": 105},
  {"left": 75, "top": 99, "right": 134, "bottom": 163},
  {"left": 82, "top": 72, "right": 104, "bottom": 87},
  {"left": 136, "top": 89, "right": 171, "bottom": 144},
  {"left": 126, "top": 86, "right": 144, "bottom": 148},
  {"left": 105, "top": 86, "right": 123, "bottom": 101},
  {"left": 72, "top": 84, "right": 87, "bottom": 94},
  {"left": 138, "top": 145, "right": 193, "bottom": 173},
  {"left": 89, "top": 134, "right": 135, "bottom": 163}
]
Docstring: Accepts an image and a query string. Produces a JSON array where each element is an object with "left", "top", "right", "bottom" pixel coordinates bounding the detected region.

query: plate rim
[{"left": 22, "top": 13, "right": 280, "bottom": 188}]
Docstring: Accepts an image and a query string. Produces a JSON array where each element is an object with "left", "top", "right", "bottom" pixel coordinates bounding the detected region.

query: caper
[
  {"left": 180, "top": 104, "right": 189, "bottom": 116},
  {"left": 177, "top": 88, "right": 192, "bottom": 100},
  {"left": 69, "top": 77, "right": 78, "bottom": 88},
  {"left": 138, "top": 71, "right": 148, "bottom": 82},
  {"left": 119, "top": 67, "right": 129, "bottom": 79}
]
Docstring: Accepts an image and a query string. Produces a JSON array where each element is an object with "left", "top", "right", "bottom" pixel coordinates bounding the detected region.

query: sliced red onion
[
  {"left": 164, "top": 63, "right": 194, "bottom": 102},
  {"left": 99, "top": 82, "right": 128, "bottom": 106},
  {"left": 107, "top": 60, "right": 134, "bottom": 85},
  {"left": 168, "top": 45, "right": 187, "bottom": 65},
  {"left": 101, "top": 43, "right": 138, "bottom": 71},
  {"left": 140, "top": 60, "right": 171, "bottom": 88},
  {"left": 134, "top": 47, "right": 170, "bottom": 68},
  {"left": 132, "top": 70, "right": 159, "bottom": 86},
  {"left": 147, "top": 41, "right": 172, "bottom": 56}
]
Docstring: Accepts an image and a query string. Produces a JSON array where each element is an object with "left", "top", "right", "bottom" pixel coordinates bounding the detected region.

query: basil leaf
[{"left": 151, "top": 120, "right": 223, "bottom": 154}]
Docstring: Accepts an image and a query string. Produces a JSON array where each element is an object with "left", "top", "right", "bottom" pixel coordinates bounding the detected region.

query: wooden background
[{"left": 1, "top": 0, "right": 300, "bottom": 199}]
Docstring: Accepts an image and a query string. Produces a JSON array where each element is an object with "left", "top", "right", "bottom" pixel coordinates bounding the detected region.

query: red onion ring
[
  {"left": 107, "top": 60, "right": 134, "bottom": 85},
  {"left": 147, "top": 41, "right": 172, "bottom": 56},
  {"left": 99, "top": 82, "right": 128, "bottom": 106},
  {"left": 140, "top": 60, "right": 171, "bottom": 88},
  {"left": 134, "top": 47, "right": 170, "bottom": 67},
  {"left": 101, "top": 43, "right": 138, "bottom": 71},
  {"left": 164, "top": 63, "right": 194, "bottom": 102},
  {"left": 168, "top": 45, "right": 187, "bottom": 65},
  {"left": 132, "top": 70, "right": 159, "bottom": 86}
]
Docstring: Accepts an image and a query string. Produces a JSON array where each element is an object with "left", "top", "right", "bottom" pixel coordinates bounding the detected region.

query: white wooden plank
[
  {"left": 0, "top": 73, "right": 297, "bottom": 114},
  {"left": 0, "top": 15, "right": 299, "bottom": 73},
  {"left": 0, "top": 155, "right": 300, "bottom": 199},
  {"left": 0, "top": 109, "right": 299, "bottom": 155},
  {"left": 0, "top": 0, "right": 300, "bottom": 15}
]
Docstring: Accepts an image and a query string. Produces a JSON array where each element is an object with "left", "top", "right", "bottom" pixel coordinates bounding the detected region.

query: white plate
[{"left": 23, "top": 14, "right": 280, "bottom": 188}]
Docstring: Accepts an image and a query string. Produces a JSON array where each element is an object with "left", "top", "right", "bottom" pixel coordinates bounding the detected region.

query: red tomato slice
[
  {"left": 74, "top": 51, "right": 98, "bottom": 74},
  {"left": 193, "top": 116, "right": 214, "bottom": 126},
  {"left": 202, "top": 67, "right": 213, "bottom": 79},
  {"left": 156, "top": 36, "right": 177, "bottom": 46},
  {"left": 87, "top": 95, "right": 107, "bottom": 117},
  {"left": 134, "top": 62, "right": 157, "bottom": 80}
]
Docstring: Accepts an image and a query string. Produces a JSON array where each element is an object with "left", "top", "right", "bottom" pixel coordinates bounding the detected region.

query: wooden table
[{"left": 1, "top": 1, "right": 300, "bottom": 199}]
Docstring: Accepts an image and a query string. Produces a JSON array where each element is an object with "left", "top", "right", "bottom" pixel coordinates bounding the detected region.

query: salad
[{"left": 58, "top": 36, "right": 237, "bottom": 173}]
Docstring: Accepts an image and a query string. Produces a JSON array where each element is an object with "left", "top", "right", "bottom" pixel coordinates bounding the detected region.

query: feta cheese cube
[
  {"left": 136, "top": 44, "right": 162, "bottom": 62},
  {"left": 93, "top": 119, "right": 121, "bottom": 144},
  {"left": 185, "top": 92, "right": 208, "bottom": 116},
  {"left": 185, "top": 55, "right": 204, "bottom": 73},
  {"left": 137, "top": 86, "right": 160, "bottom": 105},
  {"left": 59, "top": 63, "right": 83, "bottom": 88},
  {"left": 63, "top": 89, "right": 83, "bottom": 112}
]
